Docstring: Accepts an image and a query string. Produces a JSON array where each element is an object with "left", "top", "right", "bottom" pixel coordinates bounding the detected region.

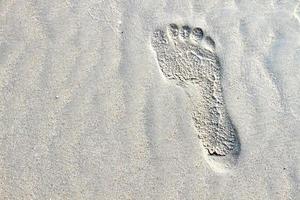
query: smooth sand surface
[{"left": 1, "top": 0, "right": 300, "bottom": 199}]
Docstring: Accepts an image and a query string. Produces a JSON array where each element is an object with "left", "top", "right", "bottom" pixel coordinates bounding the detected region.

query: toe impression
[
  {"left": 180, "top": 25, "right": 192, "bottom": 40},
  {"left": 152, "top": 29, "right": 168, "bottom": 45},
  {"left": 204, "top": 36, "right": 216, "bottom": 49},
  {"left": 191, "top": 27, "right": 204, "bottom": 43},
  {"left": 167, "top": 23, "right": 179, "bottom": 38}
]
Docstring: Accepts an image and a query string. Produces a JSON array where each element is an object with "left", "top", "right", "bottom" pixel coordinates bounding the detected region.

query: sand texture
[{"left": 1, "top": 0, "right": 300, "bottom": 199}]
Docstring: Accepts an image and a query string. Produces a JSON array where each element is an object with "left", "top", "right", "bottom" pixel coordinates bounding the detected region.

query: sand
[{"left": 0, "top": 0, "right": 300, "bottom": 199}]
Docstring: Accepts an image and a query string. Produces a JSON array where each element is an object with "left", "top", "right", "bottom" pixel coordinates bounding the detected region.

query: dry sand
[{"left": 1, "top": 0, "right": 300, "bottom": 199}]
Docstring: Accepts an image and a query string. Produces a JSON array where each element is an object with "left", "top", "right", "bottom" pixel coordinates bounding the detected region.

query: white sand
[{"left": 1, "top": 0, "right": 300, "bottom": 199}]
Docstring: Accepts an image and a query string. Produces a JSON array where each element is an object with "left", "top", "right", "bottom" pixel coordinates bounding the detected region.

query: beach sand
[{"left": 0, "top": 0, "right": 300, "bottom": 199}]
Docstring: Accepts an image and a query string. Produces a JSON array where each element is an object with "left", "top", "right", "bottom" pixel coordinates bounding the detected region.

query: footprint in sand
[{"left": 151, "top": 23, "right": 240, "bottom": 172}]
